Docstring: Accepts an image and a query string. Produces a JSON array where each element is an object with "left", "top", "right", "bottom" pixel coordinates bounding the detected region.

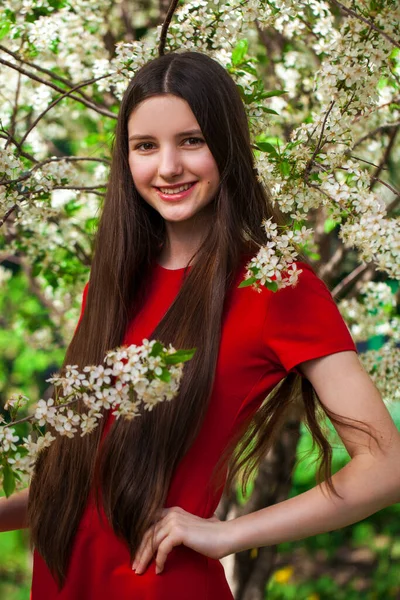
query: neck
[{"left": 158, "top": 211, "right": 212, "bottom": 269}]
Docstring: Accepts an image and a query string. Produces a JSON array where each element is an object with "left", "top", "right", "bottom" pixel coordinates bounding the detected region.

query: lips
[
  {"left": 155, "top": 182, "right": 197, "bottom": 191},
  {"left": 155, "top": 181, "right": 198, "bottom": 201}
]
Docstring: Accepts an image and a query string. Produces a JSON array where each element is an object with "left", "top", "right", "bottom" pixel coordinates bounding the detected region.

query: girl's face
[{"left": 127, "top": 94, "right": 220, "bottom": 225}]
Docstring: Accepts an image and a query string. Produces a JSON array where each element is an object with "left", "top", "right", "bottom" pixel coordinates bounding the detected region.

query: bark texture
[{"left": 217, "top": 405, "right": 303, "bottom": 599}]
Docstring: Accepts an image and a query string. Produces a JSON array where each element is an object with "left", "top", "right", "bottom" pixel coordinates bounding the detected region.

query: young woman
[{"left": 1, "top": 50, "right": 399, "bottom": 600}]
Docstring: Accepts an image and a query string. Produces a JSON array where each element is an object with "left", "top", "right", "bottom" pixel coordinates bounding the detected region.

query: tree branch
[
  {"left": 329, "top": 0, "right": 400, "bottom": 49},
  {"left": 331, "top": 262, "right": 371, "bottom": 299},
  {"left": 369, "top": 126, "right": 399, "bottom": 192},
  {"left": 353, "top": 121, "right": 400, "bottom": 149},
  {"left": 0, "top": 56, "right": 117, "bottom": 119},
  {"left": 19, "top": 74, "right": 116, "bottom": 146},
  {"left": 303, "top": 100, "right": 335, "bottom": 182},
  {"left": 158, "top": 0, "right": 180, "bottom": 56},
  {"left": 0, "top": 204, "right": 17, "bottom": 228},
  {"left": 0, "top": 44, "right": 99, "bottom": 106},
  {"left": 2, "top": 156, "right": 110, "bottom": 187}
]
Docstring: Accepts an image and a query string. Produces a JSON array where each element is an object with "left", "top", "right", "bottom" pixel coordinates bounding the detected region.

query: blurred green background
[
  {"left": 2, "top": 420, "right": 400, "bottom": 599},
  {"left": 1, "top": 272, "right": 400, "bottom": 599}
]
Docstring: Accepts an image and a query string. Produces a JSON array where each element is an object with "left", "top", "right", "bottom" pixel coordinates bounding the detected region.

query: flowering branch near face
[
  {"left": 0, "top": 340, "right": 195, "bottom": 498},
  {"left": 1, "top": 0, "right": 399, "bottom": 288},
  {"left": 0, "top": 0, "right": 399, "bottom": 500}
]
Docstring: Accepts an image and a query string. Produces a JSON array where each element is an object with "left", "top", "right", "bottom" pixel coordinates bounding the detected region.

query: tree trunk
[{"left": 217, "top": 405, "right": 303, "bottom": 599}]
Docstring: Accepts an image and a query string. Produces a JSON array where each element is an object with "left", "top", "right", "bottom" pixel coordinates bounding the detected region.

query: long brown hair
[{"left": 28, "top": 51, "right": 374, "bottom": 588}]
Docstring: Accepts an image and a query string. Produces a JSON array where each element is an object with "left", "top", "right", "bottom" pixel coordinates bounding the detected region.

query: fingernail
[{"left": 155, "top": 567, "right": 160, "bottom": 575}]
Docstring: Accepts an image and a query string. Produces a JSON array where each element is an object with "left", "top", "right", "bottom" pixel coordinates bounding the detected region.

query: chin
[{"left": 160, "top": 207, "right": 199, "bottom": 222}]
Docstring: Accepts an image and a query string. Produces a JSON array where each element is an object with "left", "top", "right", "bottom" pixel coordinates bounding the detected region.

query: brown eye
[
  {"left": 135, "top": 142, "right": 155, "bottom": 151},
  {"left": 184, "top": 137, "right": 204, "bottom": 146}
]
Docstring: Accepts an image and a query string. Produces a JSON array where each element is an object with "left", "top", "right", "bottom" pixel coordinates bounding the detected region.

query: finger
[
  {"left": 155, "top": 535, "right": 178, "bottom": 575},
  {"left": 135, "top": 525, "right": 168, "bottom": 575},
  {"left": 134, "top": 541, "right": 155, "bottom": 575},
  {"left": 132, "top": 527, "right": 155, "bottom": 571}
]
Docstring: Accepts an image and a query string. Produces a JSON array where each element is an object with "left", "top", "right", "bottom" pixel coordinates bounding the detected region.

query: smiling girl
[{"left": 1, "top": 50, "right": 399, "bottom": 600}]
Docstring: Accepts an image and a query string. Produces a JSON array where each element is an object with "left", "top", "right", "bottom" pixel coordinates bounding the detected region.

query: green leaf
[
  {"left": 84, "top": 216, "right": 99, "bottom": 233},
  {"left": 264, "top": 280, "right": 278, "bottom": 292},
  {"left": 158, "top": 368, "right": 171, "bottom": 383},
  {"left": 2, "top": 463, "right": 16, "bottom": 498},
  {"left": 149, "top": 341, "right": 163, "bottom": 357},
  {"left": 262, "top": 90, "right": 288, "bottom": 98},
  {"left": 260, "top": 107, "right": 279, "bottom": 115},
  {"left": 232, "top": 39, "right": 248, "bottom": 66},
  {"left": 64, "top": 199, "right": 83, "bottom": 217},
  {"left": 324, "top": 218, "right": 338, "bottom": 234},
  {"left": 31, "top": 262, "right": 42, "bottom": 277},
  {"left": 0, "top": 21, "right": 11, "bottom": 40},
  {"left": 256, "top": 142, "right": 279, "bottom": 157},
  {"left": 164, "top": 348, "right": 196, "bottom": 364},
  {"left": 238, "top": 276, "right": 257, "bottom": 288},
  {"left": 279, "top": 161, "right": 291, "bottom": 177}
]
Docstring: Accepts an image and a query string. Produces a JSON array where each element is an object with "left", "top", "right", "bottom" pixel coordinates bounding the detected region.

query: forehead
[{"left": 127, "top": 94, "right": 200, "bottom": 135}]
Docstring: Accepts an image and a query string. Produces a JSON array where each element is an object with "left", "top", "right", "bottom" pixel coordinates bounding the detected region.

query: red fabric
[{"left": 31, "top": 260, "right": 357, "bottom": 599}]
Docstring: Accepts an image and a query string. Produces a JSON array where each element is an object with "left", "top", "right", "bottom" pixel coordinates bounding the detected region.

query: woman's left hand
[{"left": 131, "top": 506, "right": 229, "bottom": 575}]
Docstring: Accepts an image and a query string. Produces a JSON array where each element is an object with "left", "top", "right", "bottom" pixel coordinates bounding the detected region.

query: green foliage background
[{"left": 1, "top": 290, "right": 399, "bottom": 600}]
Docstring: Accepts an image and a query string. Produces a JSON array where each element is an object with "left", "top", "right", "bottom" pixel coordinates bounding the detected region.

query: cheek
[
  {"left": 128, "top": 156, "right": 154, "bottom": 188},
  {"left": 193, "top": 154, "right": 220, "bottom": 187}
]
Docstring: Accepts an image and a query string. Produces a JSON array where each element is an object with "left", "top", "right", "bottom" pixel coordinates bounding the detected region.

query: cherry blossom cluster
[
  {"left": 240, "top": 217, "right": 314, "bottom": 291},
  {"left": 360, "top": 341, "right": 400, "bottom": 408},
  {"left": 1, "top": 0, "right": 398, "bottom": 289},
  {"left": 338, "top": 280, "right": 399, "bottom": 408},
  {"left": 0, "top": 0, "right": 399, "bottom": 412},
  {"left": 339, "top": 280, "right": 398, "bottom": 343},
  {"left": 0, "top": 340, "right": 195, "bottom": 494}
]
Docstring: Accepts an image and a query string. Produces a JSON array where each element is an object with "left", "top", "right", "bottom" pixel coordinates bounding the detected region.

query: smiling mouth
[{"left": 156, "top": 182, "right": 197, "bottom": 194}]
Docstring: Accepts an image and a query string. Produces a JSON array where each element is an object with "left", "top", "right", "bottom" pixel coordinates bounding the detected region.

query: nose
[{"left": 158, "top": 145, "right": 184, "bottom": 180}]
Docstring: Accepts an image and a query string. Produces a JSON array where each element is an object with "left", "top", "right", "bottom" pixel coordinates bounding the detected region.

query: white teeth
[{"left": 159, "top": 183, "right": 193, "bottom": 194}]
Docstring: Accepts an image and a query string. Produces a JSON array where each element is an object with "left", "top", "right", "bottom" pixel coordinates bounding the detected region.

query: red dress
[{"left": 31, "top": 260, "right": 357, "bottom": 599}]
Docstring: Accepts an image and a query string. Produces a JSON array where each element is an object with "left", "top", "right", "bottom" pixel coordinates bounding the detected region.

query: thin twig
[
  {"left": 7, "top": 69, "right": 22, "bottom": 148},
  {"left": 3, "top": 156, "right": 110, "bottom": 187},
  {"left": 0, "top": 56, "right": 116, "bottom": 119},
  {"left": 4, "top": 396, "right": 87, "bottom": 429},
  {"left": 52, "top": 185, "right": 106, "bottom": 193},
  {"left": 349, "top": 155, "right": 388, "bottom": 170},
  {"left": 0, "top": 44, "right": 101, "bottom": 105},
  {"left": 331, "top": 262, "right": 371, "bottom": 299},
  {"left": 0, "top": 204, "right": 17, "bottom": 227},
  {"left": 369, "top": 177, "right": 400, "bottom": 202},
  {"left": 329, "top": 0, "right": 400, "bottom": 50},
  {"left": 158, "top": 0, "right": 180, "bottom": 56},
  {"left": 303, "top": 100, "right": 335, "bottom": 182},
  {"left": 353, "top": 121, "right": 400, "bottom": 148},
  {"left": 369, "top": 127, "right": 399, "bottom": 191},
  {"left": 19, "top": 74, "right": 116, "bottom": 146},
  {"left": 0, "top": 131, "right": 36, "bottom": 162}
]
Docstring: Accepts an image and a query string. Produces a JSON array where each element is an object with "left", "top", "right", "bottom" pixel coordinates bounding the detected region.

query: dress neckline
[{"left": 154, "top": 262, "right": 191, "bottom": 273}]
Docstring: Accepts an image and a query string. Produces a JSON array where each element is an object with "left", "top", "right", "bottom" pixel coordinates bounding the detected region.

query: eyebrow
[{"left": 128, "top": 129, "right": 203, "bottom": 141}]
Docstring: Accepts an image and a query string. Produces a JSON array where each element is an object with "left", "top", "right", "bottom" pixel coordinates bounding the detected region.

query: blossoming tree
[{"left": 0, "top": 0, "right": 399, "bottom": 596}]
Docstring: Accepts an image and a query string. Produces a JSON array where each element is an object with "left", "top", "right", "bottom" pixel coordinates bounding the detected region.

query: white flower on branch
[
  {"left": 34, "top": 398, "right": 57, "bottom": 427},
  {"left": 54, "top": 409, "right": 81, "bottom": 438},
  {"left": 0, "top": 427, "right": 19, "bottom": 453},
  {"left": 1, "top": 341, "right": 194, "bottom": 486}
]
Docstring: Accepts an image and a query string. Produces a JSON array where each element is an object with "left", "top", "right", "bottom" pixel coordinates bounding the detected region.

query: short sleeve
[
  {"left": 74, "top": 282, "right": 89, "bottom": 335},
  {"left": 263, "top": 262, "right": 357, "bottom": 376}
]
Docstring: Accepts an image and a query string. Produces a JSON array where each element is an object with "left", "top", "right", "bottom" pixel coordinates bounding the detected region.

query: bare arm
[
  {"left": 0, "top": 487, "right": 29, "bottom": 532},
  {"left": 223, "top": 351, "right": 400, "bottom": 554}
]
